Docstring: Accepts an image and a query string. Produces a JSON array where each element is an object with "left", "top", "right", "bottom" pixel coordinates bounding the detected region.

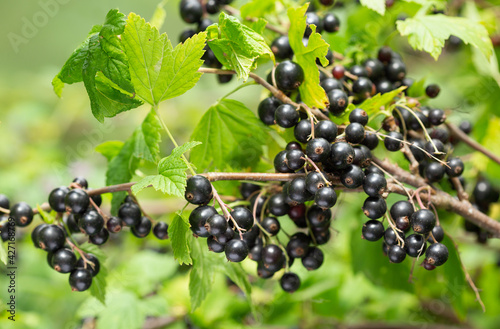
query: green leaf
[
  {"left": 149, "top": 0, "right": 167, "bottom": 29},
  {"left": 168, "top": 212, "right": 192, "bottom": 265},
  {"left": 0, "top": 242, "right": 6, "bottom": 265},
  {"left": 396, "top": 14, "right": 493, "bottom": 61},
  {"left": 122, "top": 13, "right": 207, "bottom": 105},
  {"left": 223, "top": 262, "right": 253, "bottom": 312},
  {"left": 131, "top": 141, "right": 201, "bottom": 196},
  {"left": 132, "top": 109, "right": 162, "bottom": 163},
  {"left": 358, "top": 86, "right": 406, "bottom": 115},
  {"left": 441, "top": 236, "right": 466, "bottom": 319},
  {"left": 36, "top": 205, "right": 55, "bottom": 224},
  {"left": 240, "top": 0, "right": 276, "bottom": 19},
  {"left": 407, "top": 78, "right": 426, "bottom": 97},
  {"left": 96, "top": 291, "right": 143, "bottom": 329},
  {"left": 208, "top": 12, "right": 275, "bottom": 81},
  {"left": 287, "top": 4, "right": 329, "bottom": 109},
  {"left": 80, "top": 242, "right": 108, "bottom": 304},
  {"left": 359, "top": 0, "right": 386, "bottom": 15},
  {"left": 95, "top": 141, "right": 124, "bottom": 161},
  {"left": 189, "top": 235, "right": 219, "bottom": 311},
  {"left": 190, "top": 99, "right": 270, "bottom": 171}
]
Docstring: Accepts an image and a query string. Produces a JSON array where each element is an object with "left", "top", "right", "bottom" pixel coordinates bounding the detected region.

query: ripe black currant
[
  {"left": 362, "top": 197, "right": 387, "bottom": 219},
  {"left": 352, "top": 77, "right": 374, "bottom": 100},
  {"left": 425, "top": 162, "right": 445, "bottom": 182},
  {"left": 152, "top": 221, "right": 169, "bottom": 240},
  {"left": 315, "top": 120, "right": 338, "bottom": 142},
  {"left": 38, "top": 224, "right": 66, "bottom": 252},
  {"left": 294, "top": 120, "right": 312, "bottom": 143},
  {"left": 225, "top": 239, "right": 248, "bottom": 262},
  {"left": 353, "top": 145, "right": 372, "bottom": 168},
  {"left": 320, "top": 78, "right": 343, "bottom": 93},
  {"left": 473, "top": 179, "right": 499, "bottom": 205},
  {"left": 215, "top": 226, "right": 235, "bottom": 244},
  {"left": 271, "top": 36, "right": 294, "bottom": 60},
  {"left": 390, "top": 200, "right": 414, "bottom": 222},
  {"left": 286, "top": 141, "right": 303, "bottom": 152},
  {"left": 207, "top": 236, "right": 225, "bottom": 253},
  {"left": 428, "top": 108, "right": 446, "bottom": 126},
  {"left": 411, "top": 209, "right": 436, "bottom": 234},
  {"left": 306, "top": 138, "right": 331, "bottom": 163},
  {"left": 287, "top": 177, "right": 312, "bottom": 203},
  {"left": 307, "top": 205, "right": 332, "bottom": 229},
  {"left": 349, "top": 65, "right": 368, "bottom": 78},
  {"left": 305, "top": 171, "right": 328, "bottom": 194},
  {"left": 409, "top": 139, "right": 426, "bottom": 162},
  {"left": 90, "top": 193, "right": 102, "bottom": 208},
  {"left": 286, "top": 233, "right": 310, "bottom": 259},
  {"left": 261, "top": 217, "right": 281, "bottom": 236},
  {"left": 361, "top": 131, "right": 379, "bottom": 150},
  {"left": 340, "top": 165, "right": 365, "bottom": 189},
  {"left": 362, "top": 220, "right": 384, "bottom": 241},
  {"left": 230, "top": 206, "right": 253, "bottom": 231},
  {"left": 388, "top": 245, "right": 406, "bottom": 263},
  {"left": 275, "top": 104, "right": 300, "bottom": 128},
  {"left": 384, "top": 228, "right": 404, "bottom": 246},
  {"left": 459, "top": 120, "right": 472, "bottom": 135},
  {"left": 249, "top": 194, "right": 266, "bottom": 217},
  {"left": 327, "top": 89, "right": 349, "bottom": 116},
  {"left": 286, "top": 149, "right": 305, "bottom": 171},
  {"left": 425, "top": 243, "right": 449, "bottom": 266},
  {"left": 205, "top": 0, "right": 219, "bottom": 14},
  {"left": 76, "top": 253, "right": 100, "bottom": 276},
  {"left": 405, "top": 234, "right": 427, "bottom": 257},
  {"left": 262, "top": 244, "right": 284, "bottom": 267},
  {"left": 257, "top": 262, "right": 275, "bottom": 279},
  {"left": 363, "top": 58, "right": 384, "bottom": 80},
  {"left": 430, "top": 128, "right": 449, "bottom": 144},
  {"left": 69, "top": 268, "right": 93, "bottom": 292},
  {"left": 31, "top": 224, "right": 48, "bottom": 248},
  {"left": 408, "top": 111, "right": 430, "bottom": 131},
  {"left": 424, "top": 139, "right": 445, "bottom": 158},
  {"left": 386, "top": 60, "right": 406, "bottom": 82},
  {"left": 349, "top": 108, "right": 369, "bottom": 126},
  {"left": 274, "top": 150, "right": 293, "bottom": 173},
  {"left": 0, "top": 194, "right": 10, "bottom": 210},
  {"left": 305, "top": 12, "right": 322, "bottom": 36},
  {"left": 314, "top": 186, "right": 337, "bottom": 209},
  {"left": 79, "top": 210, "right": 104, "bottom": 236},
  {"left": 365, "top": 165, "right": 384, "bottom": 176},
  {"left": 51, "top": 248, "right": 77, "bottom": 273},
  {"left": 268, "top": 193, "right": 290, "bottom": 216},
  {"left": 378, "top": 46, "right": 392, "bottom": 63},
  {"left": 48, "top": 187, "right": 70, "bottom": 212},
  {"left": 180, "top": 0, "right": 203, "bottom": 24},
  {"left": 258, "top": 97, "right": 282, "bottom": 125},
  {"left": 425, "top": 84, "right": 441, "bottom": 98},
  {"left": 301, "top": 247, "right": 324, "bottom": 270},
  {"left": 345, "top": 123, "right": 365, "bottom": 144},
  {"left": 72, "top": 177, "right": 88, "bottom": 189},
  {"left": 190, "top": 205, "right": 216, "bottom": 237},
  {"left": 89, "top": 228, "right": 109, "bottom": 245},
  {"left": 323, "top": 13, "right": 340, "bottom": 33},
  {"left": 274, "top": 61, "right": 305, "bottom": 92},
  {"left": 445, "top": 158, "right": 464, "bottom": 177},
  {"left": 376, "top": 79, "right": 394, "bottom": 94},
  {"left": 330, "top": 142, "right": 355, "bottom": 169},
  {"left": 65, "top": 189, "right": 90, "bottom": 215},
  {"left": 384, "top": 132, "right": 403, "bottom": 152},
  {"left": 197, "top": 18, "right": 213, "bottom": 32},
  {"left": 131, "top": 216, "right": 151, "bottom": 238},
  {"left": 363, "top": 173, "right": 387, "bottom": 197},
  {"left": 280, "top": 272, "right": 301, "bottom": 293},
  {"left": 106, "top": 216, "right": 123, "bottom": 233},
  {"left": 10, "top": 202, "right": 34, "bottom": 227},
  {"left": 429, "top": 225, "right": 444, "bottom": 243},
  {"left": 185, "top": 175, "right": 213, "bottom": 205},
  {"left": 205, "top": 214, "right": 228, "bottom": 237}
]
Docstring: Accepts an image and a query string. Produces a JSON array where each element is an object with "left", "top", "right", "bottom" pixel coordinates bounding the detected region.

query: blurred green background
[{"left": 1, "top": 0, "right": 500, "bottom": 328}]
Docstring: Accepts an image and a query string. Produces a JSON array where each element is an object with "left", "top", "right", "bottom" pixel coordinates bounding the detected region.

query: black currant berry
[
  {"left": 257, "top": 262, "right": 275, "bottom": 279},
  {"left": 261, "top": 244, "right": 284, "bottom": 266},
  {"left": 72, "top": 177, "right": 88, "bottom": 189},
  {"left": 352, "top": 77, "right": 373, "bottom": 100},
  {"left": 305, "top": 171, "right": 328, "bottom": 194},
  {"left": 280, "top": 272, "right": 301, "bottom": 293},
  {"left": 287, "top": 177, "right": 312, "bottom": 203},
  {"left": 365, "top": 165, "right": 384, "bottom": 176},
  {"left": 361, "top": 131, "right": 379, "bottom": 150},
  {"left": 425, "top": 162, "right": 445, "bottom": 182},
  {"left": 409, "top": 139, "right": 426, "bottom": 162},
  {"left": 349, "top": 65, "right": 368, "bottom": 78},
  {"left": 90, "top": 193, "right": 102, "bottom": 208},
  {"left": 69, "top": 268, "right": 93, "bottom": 292},
  {"left": 384, "top": 132, "right": 403, "bottom": 152},
  {"left": 179, "top": 29, "right": 196, "bottom": 43},
  {"left": 189, "top": 205, "right": 216, "bottom": 237},
  {"left": 106, "top": 216, "right": 123, "bottom": 233},
  {"left": 131, "top": 216, "right": 151, "bottom": 238},
  {"left": 275, "top": 104, "right": 300, "bottom": 128},
  {"left": 473, "top": 179, "right": 499, "bottom": 205},
  {"left": 408, "top": 111, "right": 430, "bottom": 131},
  {"left": 153, "top": 222, "right": 169, "bottom": 240},
  {"left": 301, "top": 247, "right": 324, "bottom": 270},
  {"left": 10, "top": 202, "right": 34, "bottom": 227},
  {"left": 207, "top": 236, "right": 225, "bottom": 253},
  {"left": 429, "top": 225, "right": 444, "bottom": 243},
  {"left": 31, "top": 224, "right": 48, "bottom": 248},
  {"left": 430, "top": 128, "right": 449, "bottom": 144},
  {"left": 51, "top": 248, "right": 77, "bottom": 273},
  {"left": 315, "top": 120, "right": 338, "bottom": 142},
  {"left": 323, "top": 13, "right": 340, "bottom": 33},
  {"left": 76, "top": 253, "right": 100, "bottom": 276},
  {"left": 0, "top": 194, "right": 10, "bottom": 210},
  {"left": 425, "top": 242, "right": 448, "bottom": 266},
  {"left": 65, "top": 189, "right": 90, "bottom": 215},
  {"left": 48, "top": 187, "right": 70, "bottom": 213},
  {"left": 327, "top": 89, "right": 349, "bottom": 116},
  {"left": 271, "top": 36, "right": 294, "bottom": 60},
  {"left": 384, "top": 228, "right": 404, "bottom": 246},
  {"left": 79, "top": 210, "right": 104, "bottom": 236},
  {"left": 275, "top": 61, "right": 304, "bottom": 92},
  {"left": 362, "top": 197, "right": 387, "bottom": 219},
  {"left": 459, "top": 120, "right": 472, "bottom": 135},
  {"left": 205, "top": 214, "right": 228, "bottom": 237},
  {"left": 390, "top": 200, "right": 414, "bottom": 222},
  {"left": 362, "top": 220, "right": 384, "bottom": 241},
  {"left": 230, "top": 207, "right": 253, "bottom": 231},
  {"left": 314, "top": 186, "right": 337, "bottom": 209},
  {"left": 363, "top": 173, "right": 387, "bottom": 197},
  {"left": 306, "top": 138, "right": 331, "bottom": 163},
  {"left": 274, "top": 150, "right": 293, "bottom": 173},
  {"left": 305, "top": 12, "right": 322, "bottom": 36},
  {"left": 423, "top": 258, "right": 436, "bottom": 271},
  {"left": 388, "top": 245, "right": 406, "bottom": 263},
  {"left": 330, "top": 142, "right": 355, "bottom": 169},
  {"left": 286, "top": 149, "right": 305, "bottom": 171},
  {"left": 180, "top": 0, "right": 203, "bottom": 24},
  {"left": 363, "top": 58, "right": 384, "bottom": 80},
  {"left": 215, "top": 226, "right": 235, "bottom": 244},
  {"left": 205, "top": 0, "right": 220, "bottom": 14},
  {"left": 268, "top": 193, "right": 290, "bottom": 216},
  {"left": 321, "top": 78, "right": 343, "bottom": 93},
  {"left": 38, "top": 224, "right": 65, "bottom": 252},
  {"left": 395, "top": 217, "right": 411, "bottom": 232},
  {"left": 198, "top": 18, "right": 213, "bottom": 32},
  {"left": 376, "top": 79, "right": 394, "bottom": 94},
  {"left": 258, "top": 97, "right": 282, "bottom": 125},
  {"left": 341, "top": 165, "right": 365, "bottom": 189},
  {"left": 424, "top": 139, "right": 445, "bottom": 159},
  {"left": 307, "top": 205, "right": 332, "bottom": 230},
  {"left": 286, "top": 141, "right": 302, "bottom": 152},
  {"left": 345, "top": 123, "right": 365, "bottom": 144},
  {"left": 377, "top": 46, "right": 392, "bottom": 63},
  {"left": 261, "top": 217, "right": 281, "bottom": 236},
  {"left": 405, "top": 234, "right": 427, "bottom": 257},
  {"left": 425, "top": 84, "right": 441, "bottom": 98},
  {"left": 353, "top": 145, "right": 372, "bottom": 168},
  {"left": 225, "top": 239, "right": 248, "bottom": 262},
  {"left": 411, "top": 209, "right": 436, "bottom": 234},
  {"left": 185, "top": 175, "right": 213, "bottom": 205},
  {"left": 349, "top": 108, "right": 369, "bottom": 126},
  {"left": 294, "top": 119, "right": 312, "bottom": 143},
  {"left": 445, "top": 158, "right": 464, "bottom": 177},
  {"left": 428, "top": 108, "right": 446, "bottom": 126},
  {"left": 386, "top": 60, "right": 406, "bottom": 82},
  {"left": 89, "top": 228, "right": 109, "bottom": 245},
  {"left": 286, "top": 233, "right": 310, "bottom": 259}
]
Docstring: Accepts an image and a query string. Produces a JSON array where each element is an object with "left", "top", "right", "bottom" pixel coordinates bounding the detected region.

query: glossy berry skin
[
  {"left": 268, "top": 193, "right": 290, "bottom": 216},
  {"left": 314, "top": 186, "right": 337, "bottom": 209},
  {"left": 89, "top": 228, "right": 109, "bottom": 245},
  {"left": 76, "top": 253, "right": 100, "bottom": 276},
  {"left": 349, "top": 65, "right": 368, "bottom": 78},
  {"left": 322, "top": 13, "right": 340, "bottom": 33},
  {"left": 286, "top": 149, "right": 305, "bottom": 171},
  {"left": 38, "top": 225, "right": 65, "bottom": 252},
  {"left": 249, "top": 193, "right": 266, "bottom": 218},
  {"left": 473, "top": 179, "right": 499, "bottom": 205},
  {"left": 390, "top": 201, "right": 414, "bottom": 221},
  {"left": 386, "top": 60, "right": 406, "bottom": 82},
  {"left": 0, "top": 194, "right": 10, "bottom": 210},
  {"left": 72, "top": 177, "right": 88, "bottom": 189},
  {"left": 286, "top": 141, "right": 302, "bottom": 152},
  {"left": 240, "top": 182, "right": 261, "bottom": 199},
  {"left": 428, "top": 109, "right": 446, "bottom": 126},
  {"left": 65, "top": 189, "right": 90, "bottom": 215},
  {"left": 280, "top": 272, "right": 301, "bottom": 293},
  {"left": 153, "top": 222, "right": 169, "bottom": 240},
  {"left": 90, "top": 193, "right": 102, "bottom": 208},
  {"left": 376, "top": 79, "right": 394, "bottom": 94},
  {"left": 362, "top": 131, "right": 379, "bottom": 150},
  {"left": 352, "top": 77, "right": 373, "bottom": 100},
  {"left": 10, "top": 202, "right": 34, "bottom": 227},
  {"left": 362, "top": 197, "right": 387, "bottom": 219},
  {"left": 79, "top": 210, "right": 104, "bottom": 236},
  {"left": 275, "top": 61, "right": 304, "bottom": 92},
  {"left": 207, "top": 236, "right": 225, "bottom": 253},
  {"left": 288, "top": 177, "right": 312, "bottom": 204},
  {"left": 69, "top": 268, "right": 93, "bottom": 292},
  {"left": 349, "top": 108, "right": 369, "bottom": 126},
  {"left": 405, "top": 234, "right": 427, "bottom": 257},
  {"left": 388, "top": 245, "right": 406, "bottom": 263},
  {"left": 301, "top": 247, "right": 324, "bottom": 270},
  {"left": 305, "top": 171, "right": 328, "bottom": 195},
  {"left": 327, "top": 89, "right": 349, "bottom": 116},
  {"left": 408, "top": 111, "right": 430, "bottom": 131},
  {"left": 384, "top": 228, "right": 404, "bottom": 246},
  {"left": 185, "top": 175, "right": 213, "bottom": 205},
  {"left": 261, "top": 217, "right": 281, "bottom": 236},
  {"left": 31, "top": 224, "right": 48, "bottom": 249},
  {"left": 131, "top": 217, "right": 152, "bottom": 238},
  {"left": 48, "top": 187, "right": 71, "bottom": 212},
  {"left": 106, "top": 216, "right": 123, "bottom": 233},
  {"left": 180, "top": 0, "right": 203, "bottom": 24},
  {"left": 353, "top": 145, "right": 372, "bottom": 168},
  {"left": 330, "top": 142, "right": 355, "bottom": 170},
  {"left": 315, "top": 120, "right": 337, "bottom": 142},
  {"left": 262, "top": 244, "right": 284, "bottom": 266},
  {"left": 384, "top": 132, "right": 403, "bottom": 152},
  {"left": 446, "top": 158, "right": 464, "bottom": 177},
  {"left": 216, "top": 226, "right": 235, "bottom": 244},
  {"left": 425, "top": 162, "right": 445, "bottom": 182},
  {"left": 363, "top": 173, "right": 387, "bottom": 197},
  {"left": 274, "top": 150, "right": 293, "bottom": 173},
  {"left": 258, "top": 97, "right": 282, "bottom": 125},
  {"left": 190, "top": 205, "right": 216, "bottom": 237},
  {"left": 205, "top": 214, "right": 228, "bottom": 237},
  {"left": 51, "top": 248, "right": 77, "bottom": 273},
  {"left": 225, "top": 239, "right": 248, "bottom": 262},
  {"left": 429, "top": 225, "right": 444, "bottom": 243},
  {"left": 411, "top": 209, "right": 436, "bottom": 234},
  {"left": 321, "top": 78, "right": 343, "bottom": 93},
  {"left": 289, "top": 203, "right": 307, "bottom": 228},
  {"left": 275, "top": 104, "right": 300, "bottom": 128},
  {"left": 294, "top": 119, "right": 312, "bottom": 143},
  {"left": 205, "top": 0, "right": 219, "bottom": 14},
  {"left": 425, "top": 243, "right": 449, "bottom": 266},
  {"left": 271, "top": 36, "right": 293, "bottom": 60},
  {"left": 306, "top": 138, "right": 331, "bottom": 163},
  {"left": 362, "top": 220, "right": 384, "bottom": 241},
  {"left": 425, "top": 84, "right": 441, "bottom": 98},
  {"left": 459, "top": 120, "right": 472, "bottom": 134},
  {"left": 341, "top": 165, "right": 365, "bottom": 189},
  {"left": 377, "top": 46, "right": 392, "bottom": 63},
  {"left": 424, "top": 139, "right": 445, "bottom": 158},
  {"left": 307, "top": 205, "right": 332, "bottom": 229},
  {"left": 286, "top": 233, "right": 310, "bottom": 258},
  {"left": 304, "top": 12, "right": 322, "bottom": 36},
  {"left": 345, "top": 123, "right": 365, "bottom": 144},
  {"left": 363, "top": 58, "right": 384, "bottom": 80},
  {"left": 332, "top": 65, "right": 345, "bottom": 80},
  {"left": 365, "top": 165, "right": 384, "bottom": 176},
  {"left": 230, "top": 207, "right": 253, "bottom": 231},
  {"left": 198, "top": 18, "right": 213, "bottom": 32}
]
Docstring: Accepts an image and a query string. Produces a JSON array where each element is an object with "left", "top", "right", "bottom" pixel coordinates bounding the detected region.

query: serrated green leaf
[
  {"left": 80, "top": 242, "right": 108, "bottom": 262},
  {"left": 359, "top": 86, "right": 406, "bottom": 115},
  {"left": 223, "top": 262, "right": 253, "bottom": 313},
  {"left": 407, "top": 78, "right": 426, "bottom": 97},
  {"left": 240, "top": 0, "right": 276, "bottom": 19},
  {"left": 95, "top": 141, "right": 124, "bottom": 161},
  {"left": 359, "top": 0, "right": 386, "bottom": 15},
  {"left": 287, "top": 4, "right": 329, "bottom": 109},
  {"left": 122, "top": 13, "right": 206, "bottom": 105},
  {"left": 208, "top": 12, "right": 275, "bottom": 81},
  {"left": 0, "top": 242, "right": 6, "bottom": 265},
  {"left": 190, "top": 99, "right": 270, "bottom": 171},
  {"left": 36, "top": 204, "right": 55, "bottom": 224},
  {"left": 170, "top": 141, "right": 202, "bottom": 158},
  {"left": 149, "top": 0, "right": 167, "bottom": 30},
  {"left": 132, "top": 109, "right": 162, "bottom": 163},
  {"left": 189, "top": 235, "right": 219, "bottom": 311},
  {"left": 168, "top": 212, "right": 192, "bottom": 265},
  {"left": 96, "top": 291, "right": 143, "bottom": 329},
  {"left": 396, "top": 14, "right": 493, "bottom": 61}
]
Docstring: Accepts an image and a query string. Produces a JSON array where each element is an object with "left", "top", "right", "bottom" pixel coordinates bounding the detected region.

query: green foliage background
[{"left": 0, "top": 0, "right": 500, "bottom": 328}]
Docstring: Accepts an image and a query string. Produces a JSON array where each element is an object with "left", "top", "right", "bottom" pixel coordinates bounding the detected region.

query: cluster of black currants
[{"left": 178, "top": 0, "right": 234, "bottom": 84}]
